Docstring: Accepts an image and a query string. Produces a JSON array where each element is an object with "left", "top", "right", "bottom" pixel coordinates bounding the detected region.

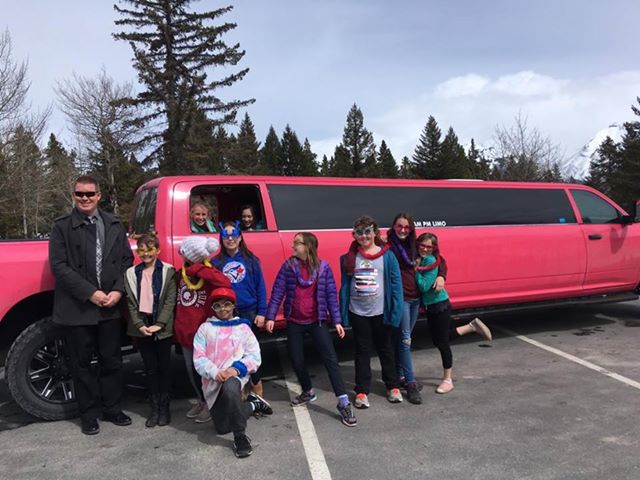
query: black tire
[{"left": 6, "top": 317, "right": 79, "bottom": 420}]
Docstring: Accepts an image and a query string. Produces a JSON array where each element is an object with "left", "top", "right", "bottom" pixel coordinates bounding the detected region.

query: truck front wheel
[{"left": 6, "top": 318, "right": 79, "bottom": 420}]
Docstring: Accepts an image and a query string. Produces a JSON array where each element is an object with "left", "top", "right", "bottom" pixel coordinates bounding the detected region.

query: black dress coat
[{"left": 49, "top": 208, "right": 134, "bottom": 326}]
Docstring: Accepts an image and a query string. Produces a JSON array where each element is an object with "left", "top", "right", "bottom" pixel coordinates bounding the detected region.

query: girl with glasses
[
  {"left": 386, "top": 213, "right": 449, "bottom": 405},
  {"left": 340, "top": 215, "right": 404, "bottom": 409},
  {"left": 415, "top": 233, "right": 492, "bottom": 394},
  {"left": 265, "top": 232, "right": 356, "bottom": 427},
  {"left": 212, "top": 221, "right": 268, "bottom": 399}
]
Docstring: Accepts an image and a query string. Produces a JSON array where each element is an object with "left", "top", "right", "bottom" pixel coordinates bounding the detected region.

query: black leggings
[
  {"left": 137, "top": 337, "right": 172, "bottom": 395},
  {"left": 427, "top": 301, "right": 460, "bottom": 370}
]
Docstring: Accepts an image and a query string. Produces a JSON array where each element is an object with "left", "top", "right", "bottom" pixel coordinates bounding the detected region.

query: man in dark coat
[{"left": 49, "top": 175, "right": 134, "bottom": 435}]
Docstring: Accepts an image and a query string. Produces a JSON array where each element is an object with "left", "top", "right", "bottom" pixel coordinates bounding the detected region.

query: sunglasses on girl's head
[
  {"left": 74, "top": 191, "right": 98, "bottom": 198},
  {"left": 212, "top": 301, "right": 234, "bottom": 310},
  {"left": 354, "top": 226, "right": 374, "bottom": 236}
]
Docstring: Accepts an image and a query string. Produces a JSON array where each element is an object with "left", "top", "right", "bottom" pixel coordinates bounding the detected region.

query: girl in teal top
[{"left": 415, "top": 233, "right": 493, "bottom": 394}]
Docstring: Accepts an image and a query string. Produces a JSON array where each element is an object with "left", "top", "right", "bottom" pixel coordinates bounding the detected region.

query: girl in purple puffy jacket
[{"left": 265, "top": 232, "right": 357, "bottom": 427}]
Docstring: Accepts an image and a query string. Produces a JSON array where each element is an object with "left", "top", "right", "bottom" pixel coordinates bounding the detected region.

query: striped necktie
[{"left": 86, "top": 216, "right": 102, "bottom": 288}]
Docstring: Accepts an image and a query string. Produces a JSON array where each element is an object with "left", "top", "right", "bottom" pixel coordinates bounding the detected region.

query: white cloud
[
  {"left": 363, "top": 69, "right": 640, "bottom": 165},
  {"left": 491, "top": 70, "right": 569, "bottom": 96},
  {"left": 434, "top": 74, "right": 489, "bottom": 99}
]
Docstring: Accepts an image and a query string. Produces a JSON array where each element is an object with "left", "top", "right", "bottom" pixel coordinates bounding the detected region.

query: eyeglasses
[
  {"left": 394, "top": 225, "right": 412, "bottom": 232},
  {"left": 418, "top": 244, "right": 434, "bottom": 250},
  {"left": 74, "top": 191, "right": 98, "bottom": 198},
  {"left": 137, "top": 247, "right": 157, "bottom": 256},
  {"left": 212, "top": 301, "right": 234, "bottom": 310},
  {"left": 221, "top": 234, "right": 240, "bottom": 241},
  {"left": 292, "top": 241, "right": 304, "bottom": 246},
  {"left": 354, "top": 226, "right": 374, "bottom": 236}
]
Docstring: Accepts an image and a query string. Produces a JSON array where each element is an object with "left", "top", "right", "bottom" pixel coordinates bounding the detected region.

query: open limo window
[{"left": 268, "top": 184, "right": 577, "bottom": 230}]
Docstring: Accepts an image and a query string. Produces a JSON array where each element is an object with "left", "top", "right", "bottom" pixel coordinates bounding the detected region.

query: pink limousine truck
[{"left": 2, "top": 175, "right": 639, "bottom": 419}]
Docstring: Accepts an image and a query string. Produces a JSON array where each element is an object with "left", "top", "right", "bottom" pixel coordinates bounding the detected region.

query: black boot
[
  {"left": 157, "top": 393, "right": 171, "bottom": 426},
  {"left": 146, "top": 394, "right": 160, "bottom": 428}
]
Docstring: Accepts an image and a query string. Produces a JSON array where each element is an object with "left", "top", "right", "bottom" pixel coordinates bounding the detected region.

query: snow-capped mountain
[{"left": 559, "top": 124, "right": 625, "bottom": 181}]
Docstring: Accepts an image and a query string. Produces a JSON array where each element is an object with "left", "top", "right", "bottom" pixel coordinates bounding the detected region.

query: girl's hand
[
  {"left": 215, "top": 367, "right": 238, "bottom": 383},
  {"left": 433, "top": 276, "right": 445, "bottom": 292},
  {"left": 265, "top": 320, "right": 275, "bottom": 333},
  {"left": 147, "top": 325, "right": 162, "bottom": 333},
  {"left": 138, "top": 326, "right": 151, "bottom": 336},
  {"left": 254, "top": 315, "right": 265, "bottom": 328},
  {"left": 335, "top": 324, "right": 346, "bottom": 339}
]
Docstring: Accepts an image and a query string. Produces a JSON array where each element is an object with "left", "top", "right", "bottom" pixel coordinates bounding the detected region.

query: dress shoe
[
  {"left": 102, "top": 411, "right": 132, "bottom": 426},
  {"left": 81, "top": 418, "right": 100, "bottom": 435}
]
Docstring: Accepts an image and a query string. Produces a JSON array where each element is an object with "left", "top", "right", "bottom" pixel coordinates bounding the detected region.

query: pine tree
[
  {"left": 113, "top": 0, "right": 254, "bottom": 174},
  {"left": 399, "top": 156, "right": 413, "bottom": 178},
  {"left": 330, "top": 145, "right": 353, "bottom": 177},
  {"left": 183, "top": 108, "right": 219, "bottom": 174},
  {"left": 378, "top": 140, "right": 398, "bottom": 178},
  {"left": 43, "top": 134, "right": 77, "bottom": 219},
  {"left": 610, "top": 99, "right": 640, "bottom": 208},
  {"left": 467, "top": 139, "right": 491, "bottom": 180},
  {"left": 280, "top": 125, "right": 304, "bottom": 176},
  {"left": 227, "top": 112, "right": 260, "bottom": 174},
  {"left": 340, "top": 103, "right": 376, "bottom": 177},
  {"left": 585, "top": 136, "right": 619, "bottom": 196},
  {"left": 412, "top": 116, "right": 441, "bottom": 178},
  {"left": 298, "top": 138, "right": 319, "bottom": 176},
  {"left": 319, "top": 155, "right": 330, "bottom": 176},
  {"left": 260, "top": 126, "right": 283, "bottom": 175},
  {"left": 438, "top": 127, "right": 469, "bottom": 178}
]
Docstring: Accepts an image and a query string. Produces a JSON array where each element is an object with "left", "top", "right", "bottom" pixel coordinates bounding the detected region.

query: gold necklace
[{"left": 181, "top": 259, "right": 212, "bottom": 290}]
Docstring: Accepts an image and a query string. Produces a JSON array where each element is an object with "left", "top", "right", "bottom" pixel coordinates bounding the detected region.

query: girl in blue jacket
[
  {"left": 265, "top": 232, "right": 356, "bottom": 427},
  {"left": 340, "top": 215, "right": 404, "bottom": 409},
  {"left": 213, "top": 221, "right": 268, "bottom": 397}
]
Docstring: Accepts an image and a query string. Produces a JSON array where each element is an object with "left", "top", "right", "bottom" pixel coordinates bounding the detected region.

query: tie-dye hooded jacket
[{"left": 193, "top": 316, "right": 261, "bottom": 409}]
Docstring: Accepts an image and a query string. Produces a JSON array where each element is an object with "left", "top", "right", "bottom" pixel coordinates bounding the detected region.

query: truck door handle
[{"left": 588, "top": 234, "right": 603, "bottom": 240}]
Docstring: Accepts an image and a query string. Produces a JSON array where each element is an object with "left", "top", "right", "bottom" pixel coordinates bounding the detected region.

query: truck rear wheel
[{"left": 6, "top": 318, "right": 79, "bottom": 420}]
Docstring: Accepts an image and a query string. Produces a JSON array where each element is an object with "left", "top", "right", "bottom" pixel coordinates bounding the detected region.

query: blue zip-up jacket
[
  {"left": 212, "top": 252, "right": 267, "bottom": 316},
  {"left": 339, "top": 250, "right": 403, "bottom": 328}
]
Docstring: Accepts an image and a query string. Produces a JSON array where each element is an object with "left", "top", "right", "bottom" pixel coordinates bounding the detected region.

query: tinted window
[
  {"left": 131, "top": 187, "right": 157, "bottom": 234},
  {"left": 268, "top": 184, "right": 576, "bottom": 230},
  {"left": 570, "top": 190, "right": 620, "bottom": 224}
]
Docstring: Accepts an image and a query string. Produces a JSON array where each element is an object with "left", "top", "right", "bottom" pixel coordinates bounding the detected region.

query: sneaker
[
  {"left": 336, "top": 403, "right": 357, "bottom": 427},
  {"left": 436, "top": 379, "right": 454, "bottom": 394},
  {"left": 248, "top": 392, "right": 273, "bottom": 416},
  {"left": 353, "top": 393, "right": 370, "bottom": 409},
  {"left": 186, "top": 401, "right": 205, "bottom": 419},
  {"left": 470, "top": 317, "right": 492, "bottom": 341},
  {"left": 406, "top": 382, "right": 423, "bottom": 405},
  {"left": 291, "top": 390, "right": 317, "bottom": 407},
  {"left": 387, "top": 388, "right": 403, "bottom": 403},
  {"left": 400, "top": 377, "right": 424, "bottom": 392},
  {"left": 194, "top": 407, "right": 211, "bottom": 423},
  {"left": 233, "top": 434, "right": 253, "bottom": 458}
]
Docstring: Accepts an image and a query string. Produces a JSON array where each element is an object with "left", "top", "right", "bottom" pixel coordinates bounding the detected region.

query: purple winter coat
[{"left": 266, "top": 258, "right": 342, "bottom": 325}]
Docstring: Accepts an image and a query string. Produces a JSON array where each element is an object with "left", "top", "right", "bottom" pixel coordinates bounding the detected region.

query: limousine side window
[
  {"left": 570, "top": 190, "right": 620, "bottom": 224},
  {"left": 268, "top": 184, "right": 576, "bottom": 230},
  {"left": 189, "top": 185, "right": 266, "bottom": 231}
]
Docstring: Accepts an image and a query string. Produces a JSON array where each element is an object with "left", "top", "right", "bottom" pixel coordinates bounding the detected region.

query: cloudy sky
[{"left": 5, "top": 0, "right": 640, "bottom": 164}]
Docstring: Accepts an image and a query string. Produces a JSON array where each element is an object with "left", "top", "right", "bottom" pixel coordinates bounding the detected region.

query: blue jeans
[{"left": 395, "top": 298, "right": 420, "bottom": 383}]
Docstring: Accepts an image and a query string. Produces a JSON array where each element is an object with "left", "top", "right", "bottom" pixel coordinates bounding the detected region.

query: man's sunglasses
[{"left": 74, "top": 191, "right": 98, "bottom": 198}]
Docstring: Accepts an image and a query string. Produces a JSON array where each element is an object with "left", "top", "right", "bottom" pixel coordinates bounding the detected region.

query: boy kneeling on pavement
[{"left": 193, "top": 287, "right": 273, "bottom": 458}]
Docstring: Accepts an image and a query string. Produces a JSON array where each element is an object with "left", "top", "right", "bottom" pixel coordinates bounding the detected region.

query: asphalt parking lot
[{"left": 1, "top": 300, "right": 640, "bottom": 480}]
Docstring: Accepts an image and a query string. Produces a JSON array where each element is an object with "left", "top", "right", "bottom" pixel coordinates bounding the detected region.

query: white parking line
[
  {"left": 496, "top": 326, "right": 640, "bottom": 390},
  {"left": 276, "top": 343, "right": 332, "bottom": 480}
]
